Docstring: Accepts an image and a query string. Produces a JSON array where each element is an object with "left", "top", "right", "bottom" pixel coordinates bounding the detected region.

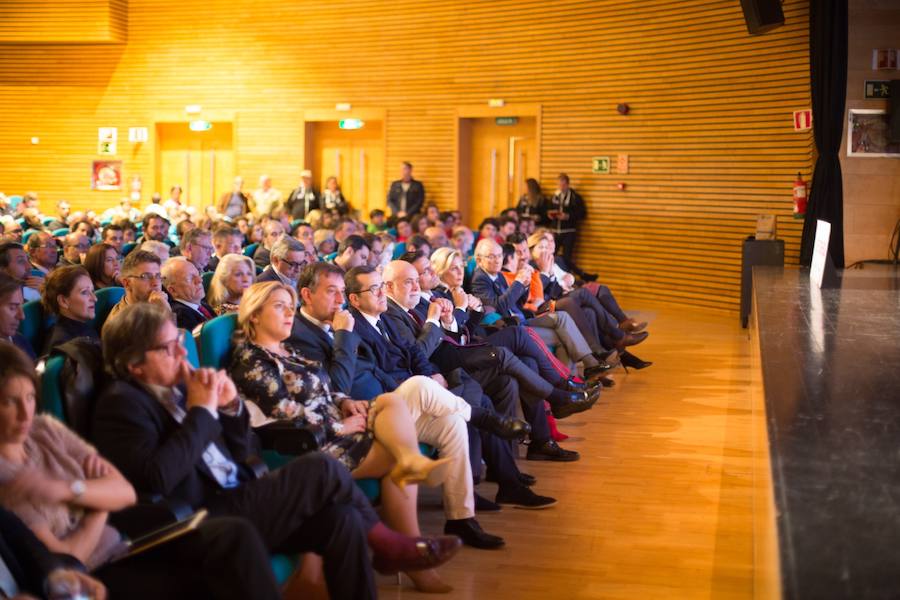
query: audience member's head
[
  {"left": 410, "top": 213, "right": 429, "bottom": 235},
  {"left": 395, "top": 217, "right": 412, "bottom": 241},
  {"left": 508, "top": 232, "right": 530, "bottom": 265},
  {"left": 405, "top": 250, "right": 439, "bottom": 293},
  {"left": 518, "top": 215, "right": 536, "bottom": 235},
  {"left": 405, "top": 234, "right": 431, "bottom": 258},
  {"left": 430, "top": 247, "right": 464, "bottom": 289},
  {"left": 450, "top": 226, "right": 474, "bottom": 256},
  {"left": 345, "top": 265, "right": 386, "bottom": 317},
  {"left": 424, "top": 203, "right": 440, "bottom": 225},
  {"left": 400, "top": 161, "right": 413, "bottom": 182},
  {"left": 270, "top": 236, "right": 307, "bottom": 286},
  {"left": 0, "top": 343, "right": 38, "bottom": 440},
  {"left": 212, "top": 226, "right": 242, "bottom": 258},
  {"left": 175, "top": 219, "right": 196, "bottom": 240},
  {"left": 557, "top": 172, "right": 571, "bottom": 192},
  {"left": 501, "top": 242, "right": 519, "bottom": 272},
  {"left": 102, "top": 302, "right": 180, "bottom": 384},
  {"left": 72, "top": 219, "right": 96, "bottom": 241},
  {"left": 238, "top": 281, "right": 297, "bottom": 344},
  {"left": 208, "top": 253, "right": 255, "bottom": 310},
  {"left": 333, "top": 218, "right": 357, "bottom": 245},
  {"left": 297, "top": 262, "right": 346, "bottom": 322},
  {"left": 478, "top": 218, "right": 499, "bottom": 241},
  {"left": 142, "top": 213, "right": 170, "bottom": 242},
  {"left": 291, "top": 221, "right": 314, "bottom": 248},
  {"left": 363, "top": 233, "right": 384, "bottom": 269},
  {"left": 313, "top": 229, "right": 336, "bottom": 256},
  {"left": 26, "top": 232, "right": 58, "bottom": 271},
  {"left": 63, "top": 232, "right": 90, "bottom": 264},
  {"left": 102, "top": 224, "right": 125, "bottom": 253},
  {"left": 42, "top": 265, "right": 95, "bottom": 322},
  {"left": 140, "top": 240, "right": 170, "bottom": 262},
  {"left": 56, "top": 200, "right": 72, "bottom": 220},
  {"left": 334, "top": 235, "right": 370, "bottom": 271},
  {"left": 369, "top": 209, "right": 386, "bottom": 228},
  {"left": 383, "top": 259, "right": 422, "bottom": 310},
  {"left": 162, "top": 256, "right": 205, "bottom": 304},
  {"left": 423, "top": 226, "right": 448, "bottom": 250},
  {"left": 525, "top": 177, "right": 543, "bottom": 202},
  {"left": 121, "top": 250, "right": 163, "bottom": 303},
  {"left": 83, "top": 242, "right": 120, "bottom": 289},
  {"left": 498, "top": 216, "right": 518, "bottom": 240},
  {"left": 1, "top": 219, "right": 23, "bottom": 243},
  {"left": 474, "top": 238, "right": 503, "bottom": 276},
  {"left": 0, "top": 242, "right": 31, "bottom": 282},
  {"left": 180, "top": 228, "right": 213, "bottom": 272},
  {"left": 262, "top": 220, "right": 285, "bottom": 250},
  {"left": 0, "top": 274, "right": 25, "bottom": 338}
]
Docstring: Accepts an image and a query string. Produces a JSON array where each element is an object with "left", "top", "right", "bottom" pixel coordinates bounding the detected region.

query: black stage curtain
[{"left": 800, "top": 0, "right": 848, "bottom": 267}]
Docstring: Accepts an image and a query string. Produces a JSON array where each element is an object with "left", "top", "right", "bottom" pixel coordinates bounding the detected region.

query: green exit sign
[{"left": 495, "top": 117, "right": 518, "bottom": 126}]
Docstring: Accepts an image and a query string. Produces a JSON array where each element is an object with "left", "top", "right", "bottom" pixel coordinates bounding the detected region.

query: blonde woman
[
  {"left": 207, "top": 253, "right": 255, "bottom": 315},
  {"left": 230, "top": 281, "right": 459, "bottom": 593}
]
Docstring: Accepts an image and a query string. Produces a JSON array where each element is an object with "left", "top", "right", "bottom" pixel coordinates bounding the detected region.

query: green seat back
[
  {"left": 121, "top": 242, "right": 138, "bottom": 257},
  {"left": 22, "top": 230, "right": 37, "bottom": 244},
  {"left": 90, "top": 287, "right": 125, "bottom": 331},
  {"left": 182, "top": 329, "right": 200, "bottom": 368},
  {"left": 243, "top": 242, "right": 259, "bottom": 257},
  {"left": 202, "top": 271, "right": 215, "bottom": 294},
  {"left": 18, "top": 300, "right": 45, "bottom": 352},
  {"left": 270, "top": 554, "right": 299, "bottom": 586},
  {"left": 51, "top": 228, "right": 69, "bottom": 237},
  {"left": 39, "top": 355, "right": 66, "bottom": 420},
  {"left": 198, "top": 313, "right": 237, "bottom": 368}
]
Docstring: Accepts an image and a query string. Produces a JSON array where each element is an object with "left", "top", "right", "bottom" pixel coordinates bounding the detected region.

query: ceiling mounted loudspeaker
[{"left": 740, "top": 0, "right": 784, "bottom": 35}]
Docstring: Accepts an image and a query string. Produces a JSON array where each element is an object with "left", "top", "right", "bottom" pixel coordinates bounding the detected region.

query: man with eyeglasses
[
  {"left": 26, "top": 231, "right": 58, "bottom": 276},
  {"left": 163, "top": 256, "right": 215, "bottom": 332},
  {"left": 257, "top": 236, "right": 307, "bottom": 289},
  {"left": 59, "top": 232, "right": 90, "bottom": 266},
  {"left": 179, "top": 229, "right": 215, "bottom": 273},
  {"left": 107, "top": 250, "right": 169, "bottom": 321},
  {"left": 1, "top": 218, "right": 23, "bottom": 243}
]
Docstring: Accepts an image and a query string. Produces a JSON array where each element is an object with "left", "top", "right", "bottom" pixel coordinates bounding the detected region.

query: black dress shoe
[
  {"left": 372, "top": 535, "right": 463, "bottom": 574},
  {"left": 479, "top": 412, "right": 532, "bottom": 441},
  {"left": 550, "top": 391, "right": 599, "bottom": 419},
  {"left": 444, "top": 518, "right": 505, "bottom": 549},
  {"left": 475, "top": 493, "right": 501, "bottom": 512},
  {"left": 583, "top": 362, "right": 614, "bottom": 381},
  {"left": 564, "top": 377, "right": 586, "bottom": 392},
  {"left": 621, "top": 350, "right": 652, "bottom": 372},
  {"left": 599, "top": 376, "right": 615, "bottom": 388},
  {"left": 526, "top": 440, "right": 580, "bottom": 462},
  {"left": 518, "top": 472, "right": 537, "bottom": 487},
  {"left": 496, "top": 485, "right": 557, "bottom": 509},
  {"left": 484, "top": 471, "right": 537, "bottom": 487}
]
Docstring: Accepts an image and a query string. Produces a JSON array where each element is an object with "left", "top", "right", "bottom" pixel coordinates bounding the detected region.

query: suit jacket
[
  {"left": 429, "top": 287, "right": 487, "bottom": 342},
  {"left": 92, "top": 379, "right": 256, "bottom": 510},
  {"left": 256, "top": 265, "right": 286, "bottom": 284},
  {"left": 218, "top": 191, "right": 253, "bottom": 215},
  {"left": 349, "top": 307, "right": 437, "bottom": 399},
  {"left": 285, "top": 186, "right": 320, "bottom": 220},
  {"left": 43, "top": 316, "right": 100, "bottom": 356},
  {"left": 0, "top": 506, "right": 68, "bottom": 597},
  {"left": 546, "top": 188, "right": 586, "bottom": 233},
  {"left": 252, "top": 245, "right": 271, "bottom": 269},
  {"left": 470, "top": 267, "right": 527, "bottom": 321},
  {"left": 384, "top": 298, "right": 444, "bottom": 359},
  {"left": 288, "top": 311, "right": 360, "bottom": 396},
  {"left": 386, "top": 179, "right": 425, "bottom": 216},
  {"left": 170, "top": 299, "right": 215, "bottom": 332}
]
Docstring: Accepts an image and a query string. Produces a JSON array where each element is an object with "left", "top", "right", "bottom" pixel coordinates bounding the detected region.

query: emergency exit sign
[{"left": 495, "top": 117, "right": 518, "bottom": 126}]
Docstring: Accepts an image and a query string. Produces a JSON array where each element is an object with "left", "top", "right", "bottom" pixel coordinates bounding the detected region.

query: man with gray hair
[
  {"left": 252, "top": 219, "right": 285, "bottom": 269},
  {"left": 257, "top": 235, "right": 307, "bottom": 289},
  {"left": 180, "top": 228, "right": 214, "bottom": 272},
  {"left": 59, "top": 232, "right": 90, "bottom": 266},
  {"left": 163, "top": 256, "right": 215, "bottom": 331}
]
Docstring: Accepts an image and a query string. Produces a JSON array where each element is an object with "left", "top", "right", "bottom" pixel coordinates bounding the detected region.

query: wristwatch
[{"left": 70, "top": 479, "right": 86, "bottom": 499}]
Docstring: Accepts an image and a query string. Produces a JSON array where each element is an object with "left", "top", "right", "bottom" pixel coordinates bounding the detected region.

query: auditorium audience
[
  {"left": 60, "top": 232, "right": 90, "bottom": 266},
  {"left": 139, "top": 213, "right": 171, "bottom": 245},
  {"left": 208, "top": 253, "right": 255, "bottom": 315},
  {"left": 179, "top": 228, "right": 214, "bottom": 273},
  {"left": 41, "top": 265, "right": 99, "bottom": 353},
  {"left": 92, "top": 302, "right": 460, "bottom": 599},
  {"left": 0, "top": 242, "right": 41, "bottom": 302},
  {"left": 26, "top": 231, "right": 58, "bottom": 276},
  {"left": 253, "top": 219, "right": 285, "bottom": 269},
  {"left": 257, "top": 236, "right": 307, "bottom": 288},
  {"left": 209, "top": 226, "right": 242, "bottom": 272},
  {"left": 162, "top": 256, "right": 215, "bottom": 332},
  {"left": 333, "top": 235, "right": 371, "bottom": 272}
]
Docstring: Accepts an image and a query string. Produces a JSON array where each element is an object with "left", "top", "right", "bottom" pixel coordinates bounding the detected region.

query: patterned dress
[{"left": 230, "top": 340, "right": 374, "bottom": 470}]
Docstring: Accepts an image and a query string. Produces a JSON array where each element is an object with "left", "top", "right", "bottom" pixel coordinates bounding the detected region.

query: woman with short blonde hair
[{"left": 207, "top": 253, "right": 255, "bottom": 315}]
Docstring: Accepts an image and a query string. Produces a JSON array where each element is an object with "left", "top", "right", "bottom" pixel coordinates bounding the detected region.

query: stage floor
[
  {"left": 382, "top": 301, "right": 760, "bottom": 599},
  {"left": 753, "top": 264, "right": 900, "bottom": 600}
]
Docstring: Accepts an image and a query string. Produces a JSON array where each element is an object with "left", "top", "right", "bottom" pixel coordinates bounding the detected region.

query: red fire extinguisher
[{"left": 793, "top": 172, "right": 807, "bottom": 218}]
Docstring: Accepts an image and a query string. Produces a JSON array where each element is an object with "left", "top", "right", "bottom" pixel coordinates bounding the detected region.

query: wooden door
[
  {"left": 156, "top": 122, "right": 233, "bottom": 210},
  {"left": 308, "top": 120, "right": 384, "bottom": 218},
  {"left": 459, "top": 116, "right": 537, "bottom": 228}
]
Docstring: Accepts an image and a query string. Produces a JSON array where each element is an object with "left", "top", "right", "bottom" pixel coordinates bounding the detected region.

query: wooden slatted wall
[{"left": 0, "top": 0, "right": 812, "bottom": 311}]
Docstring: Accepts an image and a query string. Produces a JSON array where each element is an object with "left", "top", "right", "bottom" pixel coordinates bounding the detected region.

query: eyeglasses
[
  {"left": 148, "top": 330, "right": 186, "bottom": 357},
  {"left": 477, "top": 253, "right": 502, "bottom": 261},
  {"left": 356, "top": 283, "right": 385, "bottom": 296},
  {"left": 35, "top": 243, "right": 57, "bottom": 250},
  {"left": 193, "top": 244, "right": 215, "bottom": 253},
  {"left": 127, "top": 272, "right": 163, "bottom": 282},
  {"left": 280, "top": 258, "right": 305, "bottom": 270}
]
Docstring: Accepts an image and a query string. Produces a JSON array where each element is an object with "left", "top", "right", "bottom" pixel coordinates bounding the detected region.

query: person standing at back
[{"left": 387, "top": 162, "right": 425, "bottom": 218}]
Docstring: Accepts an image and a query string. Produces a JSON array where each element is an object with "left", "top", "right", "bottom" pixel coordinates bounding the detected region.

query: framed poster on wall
[
  {"left": 92, "top": 160, "right": 122, "bottom": 190},
  {"left": 847, "top": 109, "right": 900, "bottom": 157}
]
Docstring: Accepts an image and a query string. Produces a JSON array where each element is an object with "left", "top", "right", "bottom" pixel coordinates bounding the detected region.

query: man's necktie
[
  {"left": 407, "top": 309, "right": 424, "bottom": 330},
  {"left": 375, "top": 319, "right": 390, "bottom": 342},
  {"left": 198, "top": 304, "right": 213, "bottom": 320}
]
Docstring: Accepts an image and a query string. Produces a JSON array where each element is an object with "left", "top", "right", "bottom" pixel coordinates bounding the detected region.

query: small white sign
[
  {"left": 98, "top": 127, "right": 117, "bottom": 155},
  {"left": 810, "top": 219, "right": 831, "bottom": 289},
  {"left": 128, "top": 127, "right": 148, "bottom": 143}
]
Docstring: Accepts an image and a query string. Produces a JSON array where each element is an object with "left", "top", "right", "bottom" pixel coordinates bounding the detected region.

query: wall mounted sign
[
  {"left": 793, "top": 109, "right": 812, "bottom": 131},
  {"left": 617, "top": 154, "right": 629, "bottom": 174},
  {"left": 864, "top": 80, "right": 891, "bottom": 99},
  {"left": 91, "top": 160, "right": 122, "bottom": 190},
  {"left": 592, "top": 157, "right": 611, "bottom": 174},
  {"left": 97, "top": 127, "right": 117, "bottom": 155},
  {"left": 872, "top": 48, "right": 897, "bottom": 71},
  {"left": 128, "top": 127, "right": 148, "bottom": 143},
  {"left": 495, "top": 117, "right": 518, "bottom": 126}
]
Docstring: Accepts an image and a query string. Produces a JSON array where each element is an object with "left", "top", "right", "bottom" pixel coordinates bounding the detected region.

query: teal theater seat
[
  {"left": 52, "top": 228, "right": 69, "bottom": 237},
  {"left": 198, "top": 313, "right": 237, "bottom": 368},
  {"left": 121, "top": 242, "right": 138, "bottom": 257},
  {"left": 202, "top": 271, "right": 214, "bottom": 294},
  {"left": 18, "top": 300, "right": 49, "bottom": 353},
  {"left": 182, "top": 329, "right": 200, "bottom": 368},
  {"left": 89, "top": 287, "right": 125, "bottom": 331},
  {"left": 38, "top": 355, "right": 66, "bottom": 420},
  {"left": 243, "top": 242, "right": 259, "bottom": 257}
]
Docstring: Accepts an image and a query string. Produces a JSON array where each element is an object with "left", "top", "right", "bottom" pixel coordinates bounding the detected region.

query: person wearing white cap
[{"left": 285, "top": 168, "right": 320, "bottom": 221}]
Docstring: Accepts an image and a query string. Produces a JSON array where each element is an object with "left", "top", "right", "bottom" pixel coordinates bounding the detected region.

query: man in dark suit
[
  {"left": 179, "top": 228, "right": 214, "bottom": 273},
  {"left": 289, "top": 262, "right": 361, "bottom": 395},
  {"left": 284, "top": 169, "right": 320, "bottom": 221},
  {"left": 256, "top": 236, "right": 307, "bottom": 288},
  {"left": 346, "top": 266, "right": 558, "bottom": 548},
  {"left": 208, "top": 226, "right": 243, "bottom": 273},
  {"left": 162, "top": 256, "right": 215, "bottom": 332},
  {"left": 91, "top": 302, "right": 460, "bottom": 599},
  {"left": 252, "top": 220, "right": 285, "bottom": 269},
  {"left": 386, "top": 161, "right": 425, "bottom": 217}
]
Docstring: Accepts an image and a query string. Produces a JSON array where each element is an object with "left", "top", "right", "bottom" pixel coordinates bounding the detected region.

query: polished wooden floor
[{"left": 380, "top": 302, "right": 762, "bottom": 599}]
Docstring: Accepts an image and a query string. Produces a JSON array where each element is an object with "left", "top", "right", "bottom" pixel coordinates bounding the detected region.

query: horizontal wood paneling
[{"left": 0, "top": 0, "right": 812, "bottom": 311}]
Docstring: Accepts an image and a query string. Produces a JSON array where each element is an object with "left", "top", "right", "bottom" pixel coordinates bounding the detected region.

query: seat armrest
[
  {"left": 109, "top": 494, "right": 193, "bottom": 539},
  {"left": 255, "top": 422, "right": 325, "bottom": 457}
]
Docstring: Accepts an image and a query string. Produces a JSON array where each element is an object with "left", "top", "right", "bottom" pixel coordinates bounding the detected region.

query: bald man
[{"left": 423, "top": 226, "right": 449, "bottom": 251}]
